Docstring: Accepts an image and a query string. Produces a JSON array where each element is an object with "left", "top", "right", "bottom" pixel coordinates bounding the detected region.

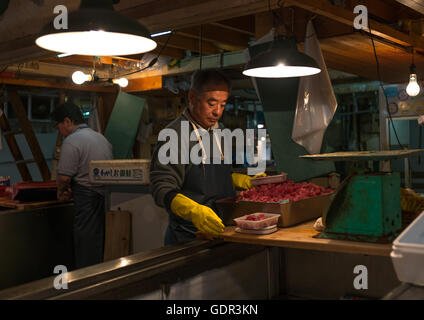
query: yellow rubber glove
[
  {"left": 170, "top": 193, "right": 225, "bottom": 236},
  {"left": 231, "top": 173, "right": 267, "bottom": 190}
]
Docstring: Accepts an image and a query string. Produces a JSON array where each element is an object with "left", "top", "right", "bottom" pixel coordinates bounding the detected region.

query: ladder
[{"left": 0, "top": 87, "right": 51, "bottom": 181}]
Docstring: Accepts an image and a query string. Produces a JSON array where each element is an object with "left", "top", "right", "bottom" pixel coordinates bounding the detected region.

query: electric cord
[
  {"left": 199, "top": 25, "right": 203, "bottom": 70},
  {"left": 97, "top": 31, "right": 174, "bottom": 81},
  {"left": 366, "top": 20, "right": 406, "bottom": 150}
]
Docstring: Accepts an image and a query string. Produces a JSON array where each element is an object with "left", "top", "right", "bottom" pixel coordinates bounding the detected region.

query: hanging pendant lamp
[
  {"left": 35, "top": 0, "right": 157, "bottom": 56},
  {"left": 243, "top": 36, "right": 321, "bottom": 78}
]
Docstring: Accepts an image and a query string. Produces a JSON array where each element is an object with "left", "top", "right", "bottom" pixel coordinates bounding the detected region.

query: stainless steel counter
[{"left": 0, "top": 240, "right": 267, "bottom": 300}]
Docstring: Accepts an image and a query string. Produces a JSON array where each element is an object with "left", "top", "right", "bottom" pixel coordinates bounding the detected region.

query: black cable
[
  {"left": 99, "top": 31, "right": 174, "bottom": 80},
  {"left": 367, "top": 20, "right": 406, "bottom": 150},
  {"left": 0, "top": 66, "right": 8, "bottom": 74},
  {"left": 199, "top": 25, "right": 203, "bottom": 70}
]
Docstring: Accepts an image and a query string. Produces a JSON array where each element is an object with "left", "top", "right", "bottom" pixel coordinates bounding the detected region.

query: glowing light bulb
[
  {"left": 113, "top": 78, "right": 129, "bottom": 88},
  {"left": 72, "top": 71, "right": 92, "bottom": 85},
  {"left": 407, "top": 73, "right": 420, "bottom": 97}
]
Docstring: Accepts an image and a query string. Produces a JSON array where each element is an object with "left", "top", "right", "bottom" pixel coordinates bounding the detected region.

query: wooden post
[
  {"left": 51, "top": 90, "right": 65, "bottom": 181},
  {"left": 103, "top": 210, "right": 132, "bottom": 261},
  {"left": 0, "top": 113, "right": 32, "bottom": 181},
  {"left": 8, "top": 88, "right": 51, "bottom": 181}
]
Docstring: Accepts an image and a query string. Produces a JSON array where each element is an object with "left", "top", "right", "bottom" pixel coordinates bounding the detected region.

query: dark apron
[
  {"left": 71, "top": 183, "right": 106, "bottom": 269},
  {"left": 165, "top": 157, "right": 236, "bottom": 245}
]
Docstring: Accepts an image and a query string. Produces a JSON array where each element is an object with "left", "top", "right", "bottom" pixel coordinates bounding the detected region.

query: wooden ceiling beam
[
  {"left": 287, "top": 0, "right": 424, "bottom": 51},
  {"left": 124, "top": 76, "right": 163, "bottom": 93},
  {"left": 0, "top": 74, "right": 163, "bottom": 93},
  {"left": 0, "top": 77, "right": 116, "bottom": 93}
]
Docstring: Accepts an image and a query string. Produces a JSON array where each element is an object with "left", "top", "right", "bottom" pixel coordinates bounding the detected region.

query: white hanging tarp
[{"left": 292, "top": 20, "right": 338, "bottom": 154}]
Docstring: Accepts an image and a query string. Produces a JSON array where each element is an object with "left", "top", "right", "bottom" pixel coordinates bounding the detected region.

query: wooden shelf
[
  {"left": 219, "top": 221, "right": 392, "bottom": 257},
  {"left": 0, "top": 199, "right": 72, "bottom": 211}
]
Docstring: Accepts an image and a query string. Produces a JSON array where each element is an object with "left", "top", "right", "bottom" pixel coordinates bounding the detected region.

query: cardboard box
[
  {"left": 89, "top": 159, "right": 150, "bottom": 185},
  {"left": 216, "top": 193, "right": 334, "bottom": 227}
]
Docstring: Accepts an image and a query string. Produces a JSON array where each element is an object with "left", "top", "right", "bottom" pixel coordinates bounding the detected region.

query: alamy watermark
[
  {"left": 53, "top": 5, "right": 68, "bottom": 30},
  {"left": 157, "top": 121, "right": 267, "bottom": 175},
  {"left": 353, "top": 265, "right": 368, "bottom": 290},
  {"left": 353, "top": 5, "right": 368, "bottom": 31},
  {"left": 53, "top": 265, "right": 68, "bottom": 290}
]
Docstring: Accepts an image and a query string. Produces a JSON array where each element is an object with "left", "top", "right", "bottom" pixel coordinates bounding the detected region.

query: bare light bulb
[
  {"left": 113, "top": 78, "right": 129, "bottom": 88},
  {"left": 407, "top": 73, "right": 420, "bottom": 97},
  {"left": 72, "top": 71, "right": 92, "bottom": 85}
]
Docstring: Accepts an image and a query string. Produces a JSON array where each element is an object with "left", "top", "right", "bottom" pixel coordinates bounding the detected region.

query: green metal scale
[{"left": 301, "top": 150, "right": 424, "bottom": 243}]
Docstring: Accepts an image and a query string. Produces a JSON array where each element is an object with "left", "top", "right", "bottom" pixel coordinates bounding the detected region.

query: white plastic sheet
[{"left": 292, "top": 20, "right": 338, "bottom": 155}]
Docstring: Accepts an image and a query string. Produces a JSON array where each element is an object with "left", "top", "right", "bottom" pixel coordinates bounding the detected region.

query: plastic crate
[{"left": 391, "top": 211, "right": 424, "bottom": 285}]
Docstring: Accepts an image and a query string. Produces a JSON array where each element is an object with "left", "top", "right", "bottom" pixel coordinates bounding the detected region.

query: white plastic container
[
  {"left": 233, "top": 213, "right": 280, "bottom": 230},
  {"left": 391, "top": 211, "right": 424, "bottom": 285}
]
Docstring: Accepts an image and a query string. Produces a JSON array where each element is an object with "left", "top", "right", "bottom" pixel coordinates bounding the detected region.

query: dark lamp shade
[
  {"left": 243, "top": 38, "right": 321, "bottom": 78},
  {"left": 35, "top": 3, "right": 157, "bottom": 56}
]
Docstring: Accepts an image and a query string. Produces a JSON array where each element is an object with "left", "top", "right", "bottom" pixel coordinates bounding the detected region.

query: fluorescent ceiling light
[
  {"left": 36, "top": 0, "right": 157, "bottom": 56},
  {"left": 57, "top": 53, "right": 75, "bottom": 58},
  {"left": 151, "top": 31, "right": 172, "bottom": 38}
]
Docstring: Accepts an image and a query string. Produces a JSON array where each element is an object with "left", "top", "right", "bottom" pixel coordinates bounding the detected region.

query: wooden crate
[{"left": 216, "top": 193, "right": 334, "bottom": 228}]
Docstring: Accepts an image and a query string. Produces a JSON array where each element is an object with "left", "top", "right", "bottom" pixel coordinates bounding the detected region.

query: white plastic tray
[
  {"left": 391, "top": 211, "right": 424, "bottom": 285},
  {"left": 233, "top": 213, "right": 280, "bottom": 230},
  {"left": 235, "top": 225, "right": 278, "bottom": 235}
]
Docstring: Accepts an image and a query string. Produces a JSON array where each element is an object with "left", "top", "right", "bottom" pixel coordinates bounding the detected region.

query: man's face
[
  {"left": 56, "top": 117, "right": 74, "bottom": 137},
  {"left": 188, "top": 84, "right": 229, "bottom": 129}
]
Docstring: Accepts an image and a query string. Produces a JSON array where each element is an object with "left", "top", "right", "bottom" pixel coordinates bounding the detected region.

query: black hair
[
  {"left": 51, "top": 101, "right": 85, "bottom": 125},
  {"left": 190, "top": 69, "right": 232, "bottom": 94}
]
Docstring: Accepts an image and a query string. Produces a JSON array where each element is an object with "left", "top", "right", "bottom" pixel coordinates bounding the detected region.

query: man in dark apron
[
  {"left": 52, "top": 102, "right": 113, "bottom": 269},
  {"left": 150, "top": 69, "right": 260, "bottom": 245}
]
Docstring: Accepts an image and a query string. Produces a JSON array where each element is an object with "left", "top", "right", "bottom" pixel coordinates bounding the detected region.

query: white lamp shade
[
  {"left": 36, "top": 31, "right": 157, "bottom": 56},
  {"left": 35, "top": 0, "right": 157, "bottom": 56}
]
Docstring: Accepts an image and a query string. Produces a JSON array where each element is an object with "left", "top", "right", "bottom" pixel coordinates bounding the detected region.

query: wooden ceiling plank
[
  {"left": 210, "top": 15, "right": 255, "bottom": 36},
  {"left": 349, "top": 0, "right": 399, "bottom": 23},
  {"left": 138, "top": 0, "right": 274, "bottom": 33},
  {"left": 395, "top": 0, "right": 424, "bottom": 15},
  {"left": 155, "top": 33, "right": 220, "bottom": 54},
  {"left": 176, "top": 24, "right": 250, "bottom": 49},
  {"left": 322, "top": 49, "right": 409, "bottom": 84}
]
